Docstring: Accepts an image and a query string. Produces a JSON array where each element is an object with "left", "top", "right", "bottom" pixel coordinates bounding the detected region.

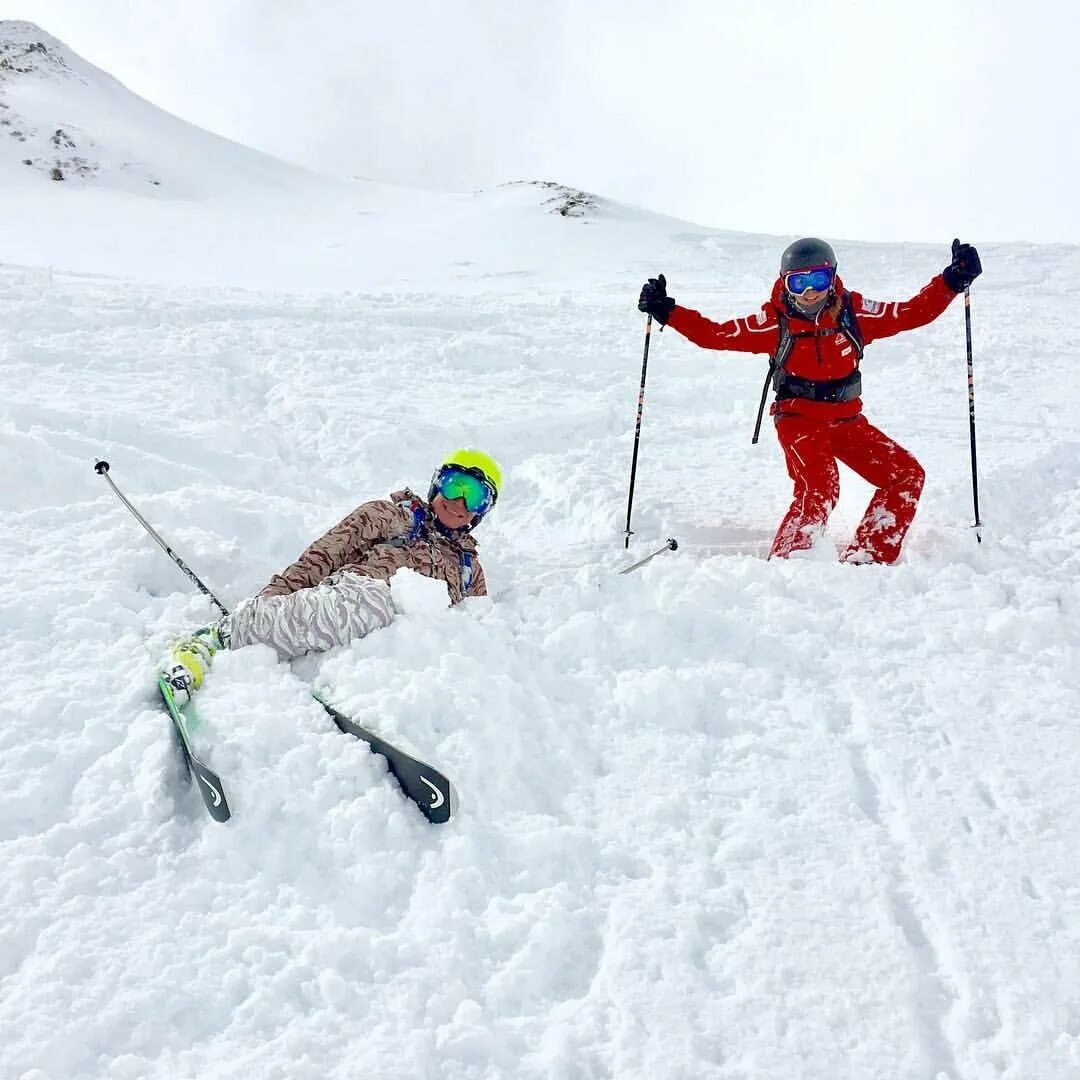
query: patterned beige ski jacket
[{"left": 260, "top": 489, "right": 487, "bottom": 605}]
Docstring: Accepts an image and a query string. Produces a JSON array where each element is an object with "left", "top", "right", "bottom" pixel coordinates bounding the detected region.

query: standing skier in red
[{"left": 637, "top": 238, "right": 982, "bottom": 563}]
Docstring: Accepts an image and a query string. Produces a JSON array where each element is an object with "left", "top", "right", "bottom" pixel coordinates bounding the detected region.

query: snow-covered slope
[
  {"left": 0, "top": 19, "right": 339, "bottom": 196},
  {"left": 3, "top": 21, "right": 1080, "bottom": 1080},
  {"left": 0, "top": 20, "right": 708, "bottom": 292}
]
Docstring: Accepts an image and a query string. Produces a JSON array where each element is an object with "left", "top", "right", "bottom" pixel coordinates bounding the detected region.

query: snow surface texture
[{"left": 2, "top": 20, "right": 1079, "bottom": 1080}]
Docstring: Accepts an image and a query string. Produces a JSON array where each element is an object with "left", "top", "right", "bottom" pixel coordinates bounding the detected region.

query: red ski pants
[{"left": 771, "top": 414, "right": 926, "bottom": 564}]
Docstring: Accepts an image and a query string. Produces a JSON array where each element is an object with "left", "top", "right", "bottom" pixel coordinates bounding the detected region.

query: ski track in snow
[{"left": 2, "top": 198, "right": 1080, "bottom": 1075}]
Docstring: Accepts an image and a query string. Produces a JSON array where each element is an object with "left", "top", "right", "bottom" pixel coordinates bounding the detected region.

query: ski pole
[
  {"left": 619, "top": 537, "right": 678, "bottom": 575},
  {"left": 954, "top": 238, "right": 982, "bottom": 541},
  {"left": 93, "top": 460, "right": 231, "bottom": 616},
  {"left": 623, "top": 314, "right": 654, "bottom": 549}
]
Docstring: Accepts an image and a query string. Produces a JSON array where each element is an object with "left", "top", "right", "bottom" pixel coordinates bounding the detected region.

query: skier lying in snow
[
  {"left": 164, "top": 448, "right": 499, "bottom": 695},
  {"left": 638, "top": 238, "right": 983, "bottom": 564}
]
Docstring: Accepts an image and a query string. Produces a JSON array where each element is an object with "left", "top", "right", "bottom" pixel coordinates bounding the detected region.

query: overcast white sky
[{"left": 5, "top": 0, "right": 1078, "bottom": 243}]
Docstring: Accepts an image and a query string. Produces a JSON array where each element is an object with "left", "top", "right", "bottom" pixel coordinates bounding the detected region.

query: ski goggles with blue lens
[
  {"left": 784, "top": 265, "right": 835, "bottom": 296},
  {"left": 433, "top": 465, "right": 497, "bottom": 516}
]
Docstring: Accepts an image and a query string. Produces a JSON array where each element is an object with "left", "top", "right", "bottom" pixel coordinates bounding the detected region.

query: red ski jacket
[{"left": 666, "top": 273, "right": 958, "bottom": 420}]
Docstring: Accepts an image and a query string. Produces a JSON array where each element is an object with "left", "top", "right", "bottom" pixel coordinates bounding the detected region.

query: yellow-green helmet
[{"left": 429, "top": 448, "right": 502, "bottom": 527}]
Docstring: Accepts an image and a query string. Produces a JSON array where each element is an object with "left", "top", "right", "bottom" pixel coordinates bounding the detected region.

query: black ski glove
[
  {"left": 638, "top": 274, "right": 676, "bottom": 324},
  {"left": 942, "top": 239, "right": 982, "bottom": 293}
]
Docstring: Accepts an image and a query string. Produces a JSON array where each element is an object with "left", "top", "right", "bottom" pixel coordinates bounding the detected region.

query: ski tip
[
  {"left": 417, "top": 772, "right": 456, "bottom": 825},
  {"left": 194, "top": 766, "right": 231, "bottom": 823}
]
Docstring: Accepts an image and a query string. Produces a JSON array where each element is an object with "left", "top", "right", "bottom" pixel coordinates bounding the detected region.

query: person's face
[
  {"left": 431, "top": 493, "right": 473, "bottom": 530},
  {"left": 792, "top": 285, "right": 828, "bottom": 312}
]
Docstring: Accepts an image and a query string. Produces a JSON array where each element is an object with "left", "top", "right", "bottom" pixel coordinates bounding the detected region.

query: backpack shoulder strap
[
  {"left": 837, "top": 290, "right": 865, "bottom": 362},
  {"left": 771, "top": 308, "right": 793, "bottom": 372}
]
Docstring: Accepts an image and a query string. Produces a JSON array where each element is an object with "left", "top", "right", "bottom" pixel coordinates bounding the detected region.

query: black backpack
[{"left": 751, "top": 290, "right": 865, "bottom": 443}]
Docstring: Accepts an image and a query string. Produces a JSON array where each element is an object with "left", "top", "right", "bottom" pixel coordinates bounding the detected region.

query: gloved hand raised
[
  {"left": 943, "top": 239, "right": 982, "bottom": 293},
  {"left": 638, "top": 274, "right": 676, "bottom": 323}
]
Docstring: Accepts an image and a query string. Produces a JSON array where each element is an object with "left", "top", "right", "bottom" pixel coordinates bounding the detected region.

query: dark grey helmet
[{"left": 780, "top": 237, "right": 837, "bottom": 273}]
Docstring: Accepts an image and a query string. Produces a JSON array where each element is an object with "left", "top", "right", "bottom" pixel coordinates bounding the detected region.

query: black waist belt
[{"left": 774, "top": 370, "right": 862, "bottom": 403}]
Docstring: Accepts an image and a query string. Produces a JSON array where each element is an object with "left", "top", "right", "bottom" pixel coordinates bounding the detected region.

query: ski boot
[{"left": 162, "top": 621, "right": 230, "bottom": 701}]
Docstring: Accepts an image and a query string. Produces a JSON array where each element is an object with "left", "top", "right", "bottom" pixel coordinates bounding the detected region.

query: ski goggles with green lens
[
  {"left": 784, "top": 265, "right": 835, "bottom": 296},
  {"left": 432, "top": 465, "right": 497, "bottom": 516}
]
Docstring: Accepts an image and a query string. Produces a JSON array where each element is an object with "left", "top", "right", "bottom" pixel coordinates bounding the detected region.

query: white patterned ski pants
[{"left": 227, "top": 571, "right": 395, "bottom": 660}]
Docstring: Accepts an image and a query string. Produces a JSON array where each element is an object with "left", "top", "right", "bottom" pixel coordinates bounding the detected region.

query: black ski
[
  {"left": 156, "top": 675, "right": 451, "bottom": 824},
  {"left": 157, "top": 675, "right": 232, "bottom": 823},
  {"left": 312, "top": 693, "right": 456, "bottom": 824}
]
